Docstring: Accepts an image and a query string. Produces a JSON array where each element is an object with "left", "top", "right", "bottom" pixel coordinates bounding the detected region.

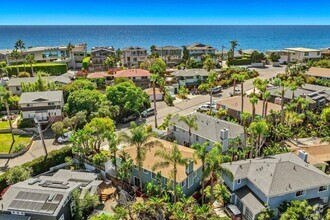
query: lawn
[
  {"left": 0, "top": 121, "right": 10, "bottom": 130},
  {"left": 0, "top": 134, "right": 31, "bottom": 153}
]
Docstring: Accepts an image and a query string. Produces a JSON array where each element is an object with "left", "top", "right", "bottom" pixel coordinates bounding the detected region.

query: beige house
[
  {"left": 18, "top": 91, "right": 64, "bottom": 122},
  {"left": 91, "top": 46, "right": 115, "bottom": 70},
  {"left": 186, "top": 43, "right": 216, "bottom": 62},
  {"left": 217, "top": 96, "right": 282, "bottom": 121},
  {"left": 122, "top": 46, "right": 148, "bottom": 68},
  {"left": 155, "top": 46, "right": 182, "bottom": 66},
  {"left": 285, "top": 47, "right": 322, "bottom": 62},
  {"left": 4, "top": 44, "right": 87, "bottom": 69},
  {"left": 113, "top": 69, "right": 150, "bottom": 89}
]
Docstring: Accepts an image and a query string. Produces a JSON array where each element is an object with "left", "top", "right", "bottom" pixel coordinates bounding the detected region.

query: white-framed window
[
  {"left": 304, "top": 52, "right": 309, "bottom": 56},
  {"left": 295, "top": 190, "right": 305, "bottom": 197},
  {"left": 188, "top": 174, "right": 194, "bottom": 188},
  {"left": 151, "top": 172, "right": 157, "bottom": 180},
  {"left": 237, "top": 111, "right": 241, "bottom": 116},
  {"left": 196, "top": 135, "right": 199, "bottom": 141},
  {"left": 193, "top": 171, "right": 197, "bottom": 179},
  {"left": 143, "top": 169, "right": 149, "bottom": 174},
  {"left": 237, "top": 179, "right": 241, "bottom": 184},
  {"left": 319, "top": 186, "right": 328, "bottom": 192},
  {"left": 59, "top": 214, "right": 65, "bottom": 220},
  {"left": 181, "top": 179, "right": 186, "bottom": 188}
]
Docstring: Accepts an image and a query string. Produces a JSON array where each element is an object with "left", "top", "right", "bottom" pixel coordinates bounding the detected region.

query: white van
[{"left": 141, "top": 108, "right": 155, "bottom": 117}]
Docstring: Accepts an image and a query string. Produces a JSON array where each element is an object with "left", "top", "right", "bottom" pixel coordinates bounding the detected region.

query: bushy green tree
[{"left": 6, "top": 166, "right": 32, "bottom": 185}]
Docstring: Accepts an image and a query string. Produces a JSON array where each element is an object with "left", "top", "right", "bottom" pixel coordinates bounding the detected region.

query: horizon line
[{"left": 0, "top": 24, "right": 330, "bottom": 26}]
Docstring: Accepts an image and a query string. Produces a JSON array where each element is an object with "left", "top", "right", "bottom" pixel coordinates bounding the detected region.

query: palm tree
[
  {"left": 158, "top": 113, "right": 174, "bottom": 135},
  {"left": 67, "top": 43, "right": 76, "bottom": 72},
  {"left": 192, "top": 142, "right": 209, "bottom": 204},
  {"left": 249, "top": 95, "right": 259, "bottom": 121},
  {"left": 0, "top": 87, "right": 15, "bottom": 143},
  {"left": 289, "top": 82, "right": 298, "bottom": 101},
  {"left": 229, "top": 40, "right": 239, "bottom": 60},
  {"left": 240, "top": 112, "right": 252, "bottom": 147},
  {"left": 204, "top": 144, "right": 231, "bottom": 203},
  {"left": 248, "top": 120, "right": 269, "bottom": 157},
  {"left": 152, "top": 141, "right": 189, "bottom": 203},
  {"left": 149, "top": 58, "right": 166, "bottom": 128},
  {"left": 106, "top": 132, "right": 121, "bottom": 173},
  {"left": 262, "top": 91, "right": 271, "bottom": 118},
  {"left": 24, "top": 54, "right": 36, "bottom": 76},
  {"left": 273, "top": 78, "right": 287, "bottom": 123},
  {"left": 119, "top": 122, "right": 163, "bottom": 190},
  {"left": 15, "top": 40, "right": 25, "bottom": 72},
  {"left": 10, "top": 49, "right": 21, "bottom": 74},
  {"left": 198, "top": 70, "right": 218, "bottom": 115},
  {"left": 0, "top": 64, "right": 8, "bottom": 79},
  {"left": 202, "top": 54, "right": 215, "bottom": 72},
  {"left": 178, "top": 115, "right": 198, "bottom": 147}
]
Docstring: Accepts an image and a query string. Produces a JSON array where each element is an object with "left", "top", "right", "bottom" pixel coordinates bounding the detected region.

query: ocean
[{"left": 0, "top": 25, "right": 329, "bottom": 51}]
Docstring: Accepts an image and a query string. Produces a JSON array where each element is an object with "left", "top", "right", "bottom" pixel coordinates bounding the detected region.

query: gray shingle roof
[
  {"left": 7, "top": 73, "right": 73, "bottom": 87},
  {"left": 172, "top": 69, "right": 209, "bottom": 77},
  {"left": 171, "top": 112, "right": 244, "bottom": 142},
  {"left": 223, "top": 153, "right": 330, "bottom": 197},
  {"left": 267, "top": 86, "right": 316, "bottom": 103},
  {"left": 19, "top": 91, "right": 63, "bottom": 104},
  {"left": 235, "top": 186, "right": 265, "bottom": 215}
]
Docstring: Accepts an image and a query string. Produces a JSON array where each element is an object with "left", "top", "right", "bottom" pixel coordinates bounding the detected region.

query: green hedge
[
  {"left": 0, "top": 61, "right": 6, "bottom": 68},
  {"left": 82, "top": 57, "right": 91, "bottom": 70},
  {"left": 0, "top": 146, "right": 72, "bottom": 192},
  {"left": 228, "top": 58, "right": 252, "bottom": 66},
  {"left": 7, "top": 63, "right": 68, "bottom": 76}
]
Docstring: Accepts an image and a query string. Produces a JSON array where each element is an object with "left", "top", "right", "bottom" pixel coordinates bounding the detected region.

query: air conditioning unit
[
  {"left": 220, "top": 128, "right": 229, "bottom": 140},
  {"left": 298, "top": 150, "right": 308, "bottom": 163}
]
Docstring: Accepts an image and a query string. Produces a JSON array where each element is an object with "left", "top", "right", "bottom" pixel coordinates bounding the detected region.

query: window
[
  {"left": 143, "top": 169, "right": 148, "bottom": 174},
  {"left": 152, "top": 172, "right": 157, "bottom": 180},
  {"left": 181, "top": 179, "right": 186, "bottom": 188},
  {"left": 193, "top": 171, "right": 197, "bottom": 179},
  {"left": 237, "top": 179, "right": 241, "bottom": 184},
  {"left": 59, "top": 214, "right": 65, "bottom": 220},
  {"left": 196, "top": 135, "right": 199, "bottom": 141},
  {"left": 141, "top": 76, "right": 148, "bottom": 79},
  {"left": 317, "top": 52, "right": 320, "bottom": 56},
  {"left": 295, "top": 190, "right": 305, "bottom": 197},
  {"left": 237, "top": 111, "right": 241, "bottom": 116},
  {"left": 173, "top": 126, "right": 177, "bottom": 132},
  {"left": 319, "top": 186, "right": 328, "bottom": 192},
  {"left": 304, "top": 52, "right": 309, "bottom": 56},
  {"left": 48, "top": 102, "right": 55, "bottom": 106},
  {"left": 27, "top": 104, "right": 32, "bottom": 107},
  {"left": 16, "top": 86, "right": 20, "bottom": 91}
]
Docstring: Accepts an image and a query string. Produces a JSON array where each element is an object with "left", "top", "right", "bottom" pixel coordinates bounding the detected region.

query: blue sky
[{"left": 0, "top": 0, "right": 329, "bottom": 25}]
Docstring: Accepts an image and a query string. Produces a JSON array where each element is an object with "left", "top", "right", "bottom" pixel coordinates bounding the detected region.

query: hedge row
[
  {"left": 0, "top": 146, "right": 72, "bottom": 192},
  {"left": 228, "top": 58, "right": 252, "bottom": 66},
  {"left": 6, "top": 63, "right": 68, "bottom": 76}
]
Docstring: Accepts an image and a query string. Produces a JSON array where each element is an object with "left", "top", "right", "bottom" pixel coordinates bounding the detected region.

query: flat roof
[
  {"left": 285, "top": 47, "right": 321, "bottom": 52},
  {"left": 306, "top": 67, "right": 330, "bottom": 78}
]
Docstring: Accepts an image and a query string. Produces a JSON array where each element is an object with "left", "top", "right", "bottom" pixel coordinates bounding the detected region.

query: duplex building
[
  {"left": 155, "top": 46, "right": 182, "bottom": 66},
  {"left": 185, "top": 43, "right": 217, "bottom": 62},
  {"left": 172, "top": 68, "right": 209, "bottom": 90},
  {"left": 122, "top": 46, "right": 148, "bottom": 68},
  {"left": 113, "top": 69, "right": 150, "bottom": 89},
  {"left": 217, "top": 96, "right": 282, "bottom": 121},
  {"left": 305, "top": 67, "right": 330, "bottom": 80},
  {"left": 7, "top": 73, "right": 74, "bottom": 95},
  {"left": 265, "top": 50, "right": 289, "bottom": 64},
  {"left": 117, "top": 138, "right": 202, "bottom": 196},
  {"left": 285, "top": 47, "right": 322, "bottom": 62},
  {"left": 90, "top": 46, "right": 115, "bottom": 70},
  {"left": 1, "top": 169, "right": 101, "bottom": 220},
  {"left": 170, "top": 112, "right": 245, "bottom": 151},
  {"left": 222, "top": 153, "right": 330, "bottom": 220},
  {"left": 18, "top": 91, "right": 64, "bottom": 122}
]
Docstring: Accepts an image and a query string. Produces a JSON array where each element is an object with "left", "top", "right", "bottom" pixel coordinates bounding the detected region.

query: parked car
[
  {"left": 1, "top": 114, "right": 16, "bottom": 121},
  {"left": 225, "top": 205, "right": 242, "bottom": 220},
  {"left": 197, "top": 104, "right": 217, "bottom": 112},
  {"left": 141, "top": 108, "right": 155, "bottom": 117},
  {"left": 57, "top": 131, "right": 74, "bottom": 144},
  {"left": 211, "top": 86, "right": 223, "bottom": 93},
  {"left": 229, "top": 88, "right": 242, "bottom": 96},
  {"left": 121, "top": 114, "right": 139, "bottom": 123}
]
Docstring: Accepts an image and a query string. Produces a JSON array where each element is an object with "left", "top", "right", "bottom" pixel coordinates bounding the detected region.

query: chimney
[
  {"left": 185, "top": 159, "right": 194, "bottom": 175},
  {"left": 298, "top": 150, "right": 308, "bottom": 163}
]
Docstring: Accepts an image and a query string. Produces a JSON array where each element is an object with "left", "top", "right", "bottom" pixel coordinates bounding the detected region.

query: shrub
[
  {"left": 18, "top": 72, "right": 30, "bottom": 78},
  {"left": 82, "top": 57, "right": 91, "bottom": 70},
  {"left": 7, "top": 63, "right": 67, "bottom": 76},
  {"left": 6, "top": 166, "right": 32, "bottom": 185},
  {"left": 91, "top": 153, "right": 107, "bottom": 166},
  {"left": 0, "top": 61, "right": 6, "bottom": 68},
  {"left": 164, "top": 91, "right": 174, "bottom": 106},
  {"left": 17, "top": 118, "right": 34, "bottom": 128},
  {"left": 12, "top": 143, "right": 26, "bottom": 153}
]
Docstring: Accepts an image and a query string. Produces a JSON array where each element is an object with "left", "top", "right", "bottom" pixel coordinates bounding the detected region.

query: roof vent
[{"left": 239, "top": 165, "right": 242, "bottom": 169}]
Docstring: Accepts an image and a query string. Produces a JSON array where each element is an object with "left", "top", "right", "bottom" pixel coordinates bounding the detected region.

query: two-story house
[
  {"left": 18, "top": 91, "right": 64, "bottom": 122},
  {"left": 170, "top": 112, "right": 245, "bottom": 151},
  {"left": 1, "top": 169, "right": 101, "bottom": 220},
  {"left": 117, "top": 138, "right": 203, "bottom": 197},
  {"left": 285, "top": 47, "right": 322, "bottom": 63},
  {"left": 222, "top": 153, "right": 330, "bottom": 220},
  {"left": 186, "top": 43, "right": 217, "bottom": 62},
  {"left": 113, "top": 69, "right": 150, "bottom": 89},
  {"left": 91, "top": 46, "right": 115, "bottom": 70},
  {"left": 172, "top": 69, "right": 208, "bottom": 90},
  {"left": 265, "top": 50, "right": 289, "bottom": 64},
  {"left": 122, "top": 46, "right": 148, "bottom": 68},
  {"left": 155, "top": 46, "right": 182, "bottom": 66}
]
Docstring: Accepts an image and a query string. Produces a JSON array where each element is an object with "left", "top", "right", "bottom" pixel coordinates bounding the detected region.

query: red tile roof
[
  {"left": 114, "top": 69, "right": 150, "bottom": 78},
  {"left": 87, "top": 72, "right": 109, "bottom": 79}
]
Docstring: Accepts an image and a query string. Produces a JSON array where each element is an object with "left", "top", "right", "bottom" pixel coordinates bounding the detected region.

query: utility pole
[{"left": 34, "top": 117, "right": 48, "bottom": 157}]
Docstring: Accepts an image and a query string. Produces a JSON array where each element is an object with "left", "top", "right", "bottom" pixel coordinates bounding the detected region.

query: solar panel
[
  {"left": 8, "top": 200, "right": 18, "bottom": 209},
  {"left": 15, "top": 191, "right": 25, "bottom": 199},
  {"left": 27, "top": 192, "right": 38, "bottom": 201},
  {"left": 48, "top": 204, "right": 58, "bottom": 214},
  {"left": 21, "top": 201, "right": 30, "bottom": 210},
  {"left": 40, "top": 203, "right": 51, "bottom": 213},
  {"left": 33, "top": 202, "right": 44, "bottom": 212},
  {"left": 27, "top": 202, "right": 37, "bottom": 211},
  {"left": 14, "top": 200, "right": 24, "bottom": 210},
  {"left": 40, "top": 194, "right": 49, "bottom": 201},
  {"left": 21, "top": 192, "right": 30, "bottom": 200},
  {"left": 52, "top": 194, "right": 63, "bottom": 204}
]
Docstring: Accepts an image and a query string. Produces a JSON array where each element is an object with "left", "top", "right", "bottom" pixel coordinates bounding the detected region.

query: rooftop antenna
[{"left": 34, "top": 117, "right": 48, "bottom": 157}]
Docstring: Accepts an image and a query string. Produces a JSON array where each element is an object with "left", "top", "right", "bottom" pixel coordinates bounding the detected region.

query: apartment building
[{"left": 122, "top": 46, "right": 148, "bottom": 68}]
